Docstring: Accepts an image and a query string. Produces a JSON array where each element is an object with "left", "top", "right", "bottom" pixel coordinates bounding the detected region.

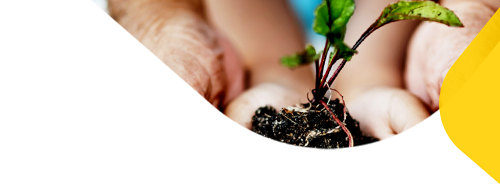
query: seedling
[{"left": 253, "top": 0, "right": 463, "bottom": 148}]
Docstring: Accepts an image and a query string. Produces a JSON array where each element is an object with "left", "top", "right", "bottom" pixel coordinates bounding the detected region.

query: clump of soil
[{"left": 252, "top": 98, "right": 377, "bottom": 148}]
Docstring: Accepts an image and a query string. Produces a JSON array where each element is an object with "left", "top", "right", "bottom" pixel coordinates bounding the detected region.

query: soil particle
[{"left": 252, "top": 98, "right": 378, "bottom": 148}]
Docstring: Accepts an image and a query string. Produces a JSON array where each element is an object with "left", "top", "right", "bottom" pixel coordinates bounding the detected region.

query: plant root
[
  {"left": 330, "top": 88, "right": 347, "bottom": 123},
  {"left": 324, "top": 83, "right": 348, "bottom": 124},
  {"left": 304, "top": 127, "right": 342, "bottom": 147},
  {"left": 324, "top": 82, "right": 334, "bottom": 105},
  {"left": 306, "top": 89, "right": 313, "bottom": 103},
  {"left": 319, "top": 100, "right": 354, "bottom": 147},
  {"left": 282, "top": 110, "right": 298, "bottom": 125}
]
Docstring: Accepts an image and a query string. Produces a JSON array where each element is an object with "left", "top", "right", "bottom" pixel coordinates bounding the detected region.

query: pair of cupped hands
[{"left": 110, "top": 0, "right": 495, "bottom": 140}]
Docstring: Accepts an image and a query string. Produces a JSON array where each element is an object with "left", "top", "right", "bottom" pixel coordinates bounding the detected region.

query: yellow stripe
[
  {"left": 0, "top": 151, "right": 463, "bottom": 154},
  {"left": 0, "top": 160, "right": 472, "bottom": 168},
  {"left": 0, "top": 168, "right": 482, "bottom": 181}
]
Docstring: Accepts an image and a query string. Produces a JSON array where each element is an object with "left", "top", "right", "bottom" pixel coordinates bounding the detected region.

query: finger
[
  {"left": 348, "top": 88, "right": 430, "bottom": 140},
  {"left": 348, "top": 88, "right": 397, "bottom": 139},
  {"left": 405, "top": 24, "right": 429, "bottom": 104},
  {"left": 224, "top": 83, "right": 301, "bottom": 129},
  {"left": 388, "top": 89, "right": 431, "bottom": 134},
  {"left": 358, "top": 115, "right": 396, "bottom": 140},
  {"left": 406, "top": 2, "right": 494, "bottom": 111},
  {"left": 362, "top": 122, "right": 398, "bottom": 141},
  {"left": 217, "top": 33, "right": 245, "bottom": 107},
  {"left": 377, "top": 133, "right": 401, "bottom": 141}
]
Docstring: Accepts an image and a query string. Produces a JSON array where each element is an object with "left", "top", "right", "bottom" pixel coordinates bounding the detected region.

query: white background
[
  {"left": 0, "top": 0, "right": 324, "bottom": 138},
  {"left": 0, "top": 0, "right": 135, "bottom": 138}
]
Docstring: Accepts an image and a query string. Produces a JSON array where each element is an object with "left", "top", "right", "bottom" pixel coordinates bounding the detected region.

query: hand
[
  {"left": 205, "top": 0, "right": 317, "bottom": 122},
  {"left": 405, "top": 1, "right": 496, "bottom": 111},
  {"left": 347, "top": 87, "right": 430, "bottom": 139},
  {"left": 224, "top": 83, "right": 307, "bottom": 129},
  {"left": 110, "top": 0, "right": 313, "bottom": 126},
  {"left": 108, "top": 0, "right": 245, "bottom": 108}
]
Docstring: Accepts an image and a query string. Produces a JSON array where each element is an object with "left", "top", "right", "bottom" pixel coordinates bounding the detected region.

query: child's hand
[{"left": 347, "top": 87, "right": 430, "bottom": 139}]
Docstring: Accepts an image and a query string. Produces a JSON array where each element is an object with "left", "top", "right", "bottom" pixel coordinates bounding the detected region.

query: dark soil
[{"left": 252, "top": 98, "right": 378, "bottom": 148}]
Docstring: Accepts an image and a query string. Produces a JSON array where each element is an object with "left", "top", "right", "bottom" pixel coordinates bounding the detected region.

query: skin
[
  {"left": 108, "top": 0, "right": 251, "bottom": 138},
  {"left": 336, "top": 0, "right": 499, "bottom": 138},
  {"left": 334, "top": 0, "right": 429, "bottom": 139},
  {"left": 108, "top": 0, "right": 498, "bottom": 139},
  {"left": 406, "top": 0, "right": 500, "bottom": 111},
  {"left": 204, "top": 0, "right": 314, "bottom": 128},
  {"left": 109, "top": 0, "right": 313, "bottom": 129}
]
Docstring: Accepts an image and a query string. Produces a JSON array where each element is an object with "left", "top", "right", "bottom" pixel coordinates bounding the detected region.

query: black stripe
[
  {"left": 0, "top": 138, "right": 460, "bottom": 151},
  {"left": 0, "top": 154, "right": 465, "bottom": 160}
]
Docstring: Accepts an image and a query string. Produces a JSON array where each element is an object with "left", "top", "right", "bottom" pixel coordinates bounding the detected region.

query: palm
[
  {"left": 225, "top": 83, "right": 306, "bottom": 129},
  {"left": 347, "top": 88, "right": 446, "bottom": 140}
]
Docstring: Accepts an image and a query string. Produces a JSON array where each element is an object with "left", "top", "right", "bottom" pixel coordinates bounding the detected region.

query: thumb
[
  {"left": 387, "top": 89, "right": 431, "bottom": 135},
  {"left": 224, "top": 83, "right": 302, "bottom": 129}
]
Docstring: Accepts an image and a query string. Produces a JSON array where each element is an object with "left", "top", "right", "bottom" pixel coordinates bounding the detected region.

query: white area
[
  {"left": 0, "top": 0, "right": 136, "bottom": 138},
  {"left": 0, "top": 0, "right": 325, "bottom": 138}
]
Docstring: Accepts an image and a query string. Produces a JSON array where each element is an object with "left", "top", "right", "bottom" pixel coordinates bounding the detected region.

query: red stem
[
  {"left": 319, "top": 100, "right": 353, "bottom": 147},
  {"left": 316, "top": 39, "right": 330, "bottom": 90},
  {"left": 319, "top": 51, "right": 339, "bottom": 87},
  {"left": 323, "top": 58, "right": 346, "bottom": 89},
  {"left": 314, "top": 59, "right": 319, "bottom": 89},
  {"left": 323, "top": 27, "right": 378, "bottom": 89}
]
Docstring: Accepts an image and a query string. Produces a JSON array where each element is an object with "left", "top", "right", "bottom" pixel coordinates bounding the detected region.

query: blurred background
[{"left": 0, "top": 0, "right": 325, "bottom": 138}]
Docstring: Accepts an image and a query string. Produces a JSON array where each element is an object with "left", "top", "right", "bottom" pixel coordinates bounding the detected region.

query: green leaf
[
  {"left": 313, "top": 0, "right": 355, "bottom": 38},
  {"left": 313, "top": 0, "right": 356, "bottom": 62},
  {"left": 330, "top": 38, "right": 356, "bottom": 61},
  {"left": 326, "top": 42, "right": 356, "bottom": 63},
  {"left": 328, "top": 51, "right": 335, "bottom": 65},
  {"left": 374, "top": 0, "right": 463, "bottom": 28},
  {"left": 281, "top": 45, "right": 322, "bottom": 68},
  {"left": 324, "top": 33, "right": 356, "bottom": 62}
]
